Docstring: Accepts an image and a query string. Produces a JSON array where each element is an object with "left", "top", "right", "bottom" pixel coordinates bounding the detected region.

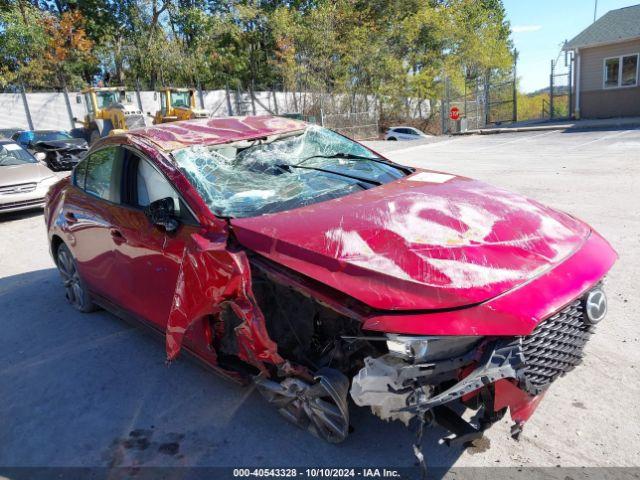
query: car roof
[
  {"left": 389, "top": 126, "right": 416, "bottom": 130},
  {"left": 125, "top": 115, "right": 308, "bottom": 152}
]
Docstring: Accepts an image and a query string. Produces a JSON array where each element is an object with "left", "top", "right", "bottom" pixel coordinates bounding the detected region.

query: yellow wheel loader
[
  {"left": 77, "top": 87, "right": 151, "bottom": 144},
  {"left": 153, "top": 87, "right": 210, "bottom": 124}
]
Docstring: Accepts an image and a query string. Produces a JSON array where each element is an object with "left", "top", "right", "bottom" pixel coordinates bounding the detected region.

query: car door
[
  {"left": 403, "top": 128, "right": 417, "bottom": 140},
  {"left": 107, "top": 147, "right": 201, "bottom": 330},
  {"left": 64, "top": 146, "right": 125, "bottom": 302},
  {"left": 406, "top": 128, "right": 421, "bottom": 139},
  {"left": 396, "top": 128, "right": 410, "bottom": 140}
]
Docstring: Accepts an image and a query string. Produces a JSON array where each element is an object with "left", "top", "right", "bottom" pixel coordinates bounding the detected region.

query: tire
[
  {"left": 387, "top": 137, "right": 397, "bottom": 141},
  {"left": 56, "top": 243, "right": 97, "bottom": 313}
]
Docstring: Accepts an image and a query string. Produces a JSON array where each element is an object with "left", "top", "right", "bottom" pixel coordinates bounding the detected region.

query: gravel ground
[{"left": 0, "top": 128, "right": 638, "bottom": 472}]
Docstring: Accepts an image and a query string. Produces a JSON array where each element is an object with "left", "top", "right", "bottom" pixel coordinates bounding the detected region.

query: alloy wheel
[{"left": 56, "top": 246, "right": 89, "bottom": 311}]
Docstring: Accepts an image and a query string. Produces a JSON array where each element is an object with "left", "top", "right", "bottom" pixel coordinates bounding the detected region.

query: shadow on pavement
[
  {"left": 0, "top": 268, "right": 466, "bottom": 474},
  {"left": 0, "top": 208, "right": 44, "bottom": 223}
]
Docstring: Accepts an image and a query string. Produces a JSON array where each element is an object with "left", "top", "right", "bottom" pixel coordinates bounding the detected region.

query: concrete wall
[
  {"left": 0, "top": 89, "right": 269, "bottom": 131},
  {"left": 0, "top": 89, "right": 428, "bottom": 132},
  {"left": 0, "top": 90, "right": 319, "bottom": 131},
  {"left": 578, "top": 38, "right": 640, "bottom": 118}
]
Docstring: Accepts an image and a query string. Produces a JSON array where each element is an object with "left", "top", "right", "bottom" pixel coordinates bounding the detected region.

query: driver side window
[
  {"left": 124, "top": 150, "right": 195, "bottom": 223},
  {"left": 136, "top": 157, "right": 180, "bottom": 213}
]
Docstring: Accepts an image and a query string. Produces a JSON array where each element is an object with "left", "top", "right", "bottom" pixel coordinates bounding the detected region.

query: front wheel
[{"left": 56, "top": 243, "right": 97, "bottom": 313}]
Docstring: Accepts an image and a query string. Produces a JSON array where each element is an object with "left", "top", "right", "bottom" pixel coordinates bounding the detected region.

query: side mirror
[
  {"left": 34, "top": 152, "right": 46, "bottom": 162},
  {"left": 144, "top": 197, "right": 179, "bottom": 233}
]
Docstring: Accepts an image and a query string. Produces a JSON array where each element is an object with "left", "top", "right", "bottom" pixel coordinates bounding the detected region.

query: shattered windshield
[
  {"left": 0, "top": 143, "right": 37, "bottom": 166},
  {"left": 173, "top": 126, "right": 407, "bottom": 218}
]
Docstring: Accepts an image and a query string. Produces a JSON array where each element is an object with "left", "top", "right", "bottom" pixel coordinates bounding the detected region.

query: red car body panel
[
  {"left": 231, "top": 173, "right": 590, "bottom": 312},
  {"left": 44, "top": 116, "right": 617, "bottom": 441},
  {"left": 163, "top": 231, "right": 284, "bottom": 372},
  {"left": 128, "top": 116, "right": 307, "bottom": 151},
  {"left": 362, "top": 231, "right": 616, "bottom": 336}
]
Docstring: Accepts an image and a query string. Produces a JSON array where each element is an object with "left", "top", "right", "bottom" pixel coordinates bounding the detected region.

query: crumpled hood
[
  {"left": 34, "top": 138, "right": 88, "bottom": 151},
  {"left": 231, "top": 171, "right": 591, "bottom": 311}
]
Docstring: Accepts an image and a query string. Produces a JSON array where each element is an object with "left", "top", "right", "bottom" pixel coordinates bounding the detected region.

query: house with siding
[{"left": 563, "top": 4, "right": 640, "bottom": 118}]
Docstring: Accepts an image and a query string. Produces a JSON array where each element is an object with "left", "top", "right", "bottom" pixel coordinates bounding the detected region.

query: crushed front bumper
[{"left": 351, "top": 285, "right": 604, "bottom": 444}]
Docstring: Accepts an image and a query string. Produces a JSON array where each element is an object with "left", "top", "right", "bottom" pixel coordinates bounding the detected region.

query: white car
[
  {"left": 385, "top": 126, "right": 429, "bottom": 141},
  {"left": 0, "top": 140, "right": 59, "bottom": 213}
]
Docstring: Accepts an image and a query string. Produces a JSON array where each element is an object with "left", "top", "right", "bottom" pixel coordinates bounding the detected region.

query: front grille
[
  {"left": 521, "top": 293, "right": 595, "bottom": 395},
  {"left": 0, "top": 198, "right": 44, "bottom": 211},
  {"left": 0, "top": 183, "right": 37, "bottom": 195}
]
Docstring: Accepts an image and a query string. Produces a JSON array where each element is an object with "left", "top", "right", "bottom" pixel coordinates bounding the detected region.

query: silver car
[
  {"left": 0, "top": 140, "right": 60, "bottom": 213},
  {"left": 384, "top": 126, "right": 429, "bottom": 141}
]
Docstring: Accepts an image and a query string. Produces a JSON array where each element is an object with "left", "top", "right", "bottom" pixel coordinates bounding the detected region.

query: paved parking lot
[{"left": 1, "top": 128, "right": 639, "bottom": 471}]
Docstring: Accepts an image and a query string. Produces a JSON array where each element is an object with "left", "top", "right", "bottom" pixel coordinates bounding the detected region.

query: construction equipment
[
  {"left": 153, "top": 87, "right": 209, "bottom": 124},
  {"left": 77, "top": 87, "right": 151, "bottom": 144}
]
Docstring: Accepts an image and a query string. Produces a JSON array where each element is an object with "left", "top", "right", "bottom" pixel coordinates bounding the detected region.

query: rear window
[
  {"left": 83, "top": 147, "right": 121, "bottom": 202},
  {"left": 73, "top": 160, "right": 88, "bottom": 188},
  {"left": 34, "top": 131, "right": 73, "bottom": 142}
]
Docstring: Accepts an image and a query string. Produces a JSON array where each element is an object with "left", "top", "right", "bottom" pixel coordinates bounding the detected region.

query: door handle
[
  {"left": 110, "top": 228, "right": 126, "bottom": 245},
  {"left": 64, "top": 211, "right": 78, "bottom": 223}
]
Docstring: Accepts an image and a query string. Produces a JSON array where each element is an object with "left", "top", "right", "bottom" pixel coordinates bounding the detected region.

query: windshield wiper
[
  {"left": 279, "top": 163, "right": 382, "bottom": 186},
  {"left": 295, "top": 152, "right": 414, "bottom": 175},
  {"left": 295, "top": 152, "right": 380, "bottom": 166}
]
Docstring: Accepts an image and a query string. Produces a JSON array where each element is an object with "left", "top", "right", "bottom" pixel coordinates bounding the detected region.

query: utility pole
[
  {"left": 593, "top": 0, "right": 598, "bottom": 22},
  {"left": 550, "top": 60, "right": 555, "bottom": 119},
  {"left": 513, "top": 49, "right": 518, "bottom": 123}
]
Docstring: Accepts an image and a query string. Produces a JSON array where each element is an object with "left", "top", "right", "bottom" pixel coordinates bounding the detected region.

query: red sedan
[{"left": 44, "top": 116, "right": 616, "bottom": 446}]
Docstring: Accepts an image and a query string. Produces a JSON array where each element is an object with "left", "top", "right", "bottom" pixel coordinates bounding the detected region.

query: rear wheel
[
  {"left": 387, "top": 137, "right": 397, "bottom": 141},
  {"left": 56, "top": 243, "right": 97, "bottom": 313}
]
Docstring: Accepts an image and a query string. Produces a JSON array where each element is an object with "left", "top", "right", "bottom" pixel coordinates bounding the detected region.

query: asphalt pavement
[{"left": 1, "top": 127, "right": 638, "bottom": 471}]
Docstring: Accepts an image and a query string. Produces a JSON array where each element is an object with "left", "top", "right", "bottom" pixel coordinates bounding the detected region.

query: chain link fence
[
  {"left": 548, "top": 53, "right": 573, "bottom": 120},
  {"left": 441, "top": 62, "right": 517, "bottom": 133}
]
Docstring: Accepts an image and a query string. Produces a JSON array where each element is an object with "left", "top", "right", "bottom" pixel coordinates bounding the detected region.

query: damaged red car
[{"left": 44, "top": 116, "right": 616, "bottom": 446}]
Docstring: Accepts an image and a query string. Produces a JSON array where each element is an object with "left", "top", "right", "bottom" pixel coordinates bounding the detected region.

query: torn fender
[{"left": 166, "top": 231, "right": 284, "bottom": 373}]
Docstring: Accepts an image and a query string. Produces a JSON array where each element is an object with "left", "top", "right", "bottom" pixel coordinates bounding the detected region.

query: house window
[
  {"left": 604, "top": 54, "right": 638, "bottom": 88},
  {"left": 622, "top": 55, "right": 638, "bottom": 86}
]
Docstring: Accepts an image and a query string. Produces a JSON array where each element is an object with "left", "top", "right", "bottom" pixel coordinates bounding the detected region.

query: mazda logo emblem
[{"left": 584, "top": 289, "right": 607, "bottom": 324}]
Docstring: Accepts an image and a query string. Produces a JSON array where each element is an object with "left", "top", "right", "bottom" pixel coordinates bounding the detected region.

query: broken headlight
[{"left": 385, "top": 335, "right": 481, "bottom": 363}]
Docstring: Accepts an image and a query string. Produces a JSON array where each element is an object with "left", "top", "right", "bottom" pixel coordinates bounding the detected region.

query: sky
[{"left": 504, "top": 0, "right": 640, "bottom": 92}]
